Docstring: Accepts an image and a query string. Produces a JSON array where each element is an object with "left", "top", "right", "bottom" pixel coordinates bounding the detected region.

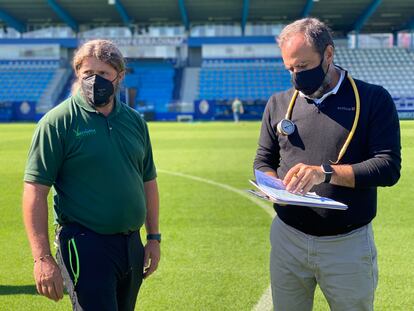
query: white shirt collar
[{"left": 299, "top": 66, "right": 345, "bottom": 105}]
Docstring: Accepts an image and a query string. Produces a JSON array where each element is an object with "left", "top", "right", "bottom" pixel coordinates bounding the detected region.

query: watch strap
[
  {"left": 147, "top": 233, "right": 161, "bottom": 243},
  {"left": 321, "top": 164, "right": 333, "bottom": 183}
]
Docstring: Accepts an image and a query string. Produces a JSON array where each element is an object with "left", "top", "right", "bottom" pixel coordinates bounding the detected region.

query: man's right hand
[{"left": 34, "top": 256, "right": 64, "bottom": 301}]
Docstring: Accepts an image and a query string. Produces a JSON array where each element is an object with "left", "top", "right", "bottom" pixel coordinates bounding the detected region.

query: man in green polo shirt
[{"left": 23, "top": 39, "right": 160, "bottom": 311}]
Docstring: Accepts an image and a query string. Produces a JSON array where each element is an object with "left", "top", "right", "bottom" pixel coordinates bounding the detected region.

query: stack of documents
[{"left": 248, "top": 170, "right": 348, "bottom": 210}]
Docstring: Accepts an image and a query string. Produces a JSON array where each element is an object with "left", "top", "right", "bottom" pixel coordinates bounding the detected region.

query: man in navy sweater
[{"left": 254, "top": 18, "right": 401, "bottom": 311}]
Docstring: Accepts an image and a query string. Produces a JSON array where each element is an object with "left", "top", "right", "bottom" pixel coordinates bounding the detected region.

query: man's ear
[
  {"left": 118, "top": 70, "right": 126, "bottom": 82},
  {"left": 325, "top": 45, "right": 334, "bottom": 64},
  {"left": 75, "top": 69, "right": 81, "bottom": 79}
]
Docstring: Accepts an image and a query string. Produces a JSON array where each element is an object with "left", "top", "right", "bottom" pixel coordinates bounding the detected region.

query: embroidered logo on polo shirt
[{"left": 73, "top": 127, "right": 97, "bottom": 138}]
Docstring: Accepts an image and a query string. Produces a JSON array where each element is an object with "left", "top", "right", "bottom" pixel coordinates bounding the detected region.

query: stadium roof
[{"left": 0, "top": 0, "right": 412, "bottom": 35}]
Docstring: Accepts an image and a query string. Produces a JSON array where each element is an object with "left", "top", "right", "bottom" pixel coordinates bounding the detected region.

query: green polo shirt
[{"left": 24, "top": 92, "right": 157, "bottom": 234}]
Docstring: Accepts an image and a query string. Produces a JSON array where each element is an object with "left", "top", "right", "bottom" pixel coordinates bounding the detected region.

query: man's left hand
[
  {"left": 283, "top": 163, "right": 325, "bottom": 194},
  {"left": 143, "top": 240, "right": 160, "bottom": 279}
]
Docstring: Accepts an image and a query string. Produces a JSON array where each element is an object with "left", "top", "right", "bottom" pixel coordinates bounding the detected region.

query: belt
[
  {"left": 57, "top": 222, "right": 138, "bottom": 236},
  {"left": 120, "top": 230, "right": 138, "bottom": 236}
]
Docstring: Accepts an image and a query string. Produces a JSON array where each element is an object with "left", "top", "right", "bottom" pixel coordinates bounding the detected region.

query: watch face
[
  {"left": 281, "top": 119, "right": 295, "bottom": 135},
  {"left": 322, "top": 164, "right": 333, "bottom": 174}
]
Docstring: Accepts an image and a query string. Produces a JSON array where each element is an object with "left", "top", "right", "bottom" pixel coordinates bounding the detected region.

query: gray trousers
[{"left": 270, "top": 217, "right": 378, "bottom": 311}]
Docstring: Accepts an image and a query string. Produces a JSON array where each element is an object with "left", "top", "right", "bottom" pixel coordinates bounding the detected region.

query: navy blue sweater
[{"left": 254, "top": 74, "right": 401, "bottom": 236}]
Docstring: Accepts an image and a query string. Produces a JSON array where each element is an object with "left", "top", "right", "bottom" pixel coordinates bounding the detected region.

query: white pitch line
[
  {"left": 158, "top": 169, "right": 275, "bottom": 217},
  {"left": 252, "top": 286, "right": 273, "bottom": 311},
  {"left": 158, "top": 169, "right": 274, "bottom": 311}
]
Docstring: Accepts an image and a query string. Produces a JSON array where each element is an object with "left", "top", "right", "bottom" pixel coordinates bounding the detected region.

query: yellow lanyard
[{"left": 285, "top": 74, "right": 360, "bottom": 164}]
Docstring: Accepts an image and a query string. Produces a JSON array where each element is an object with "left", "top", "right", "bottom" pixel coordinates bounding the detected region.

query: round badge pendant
[{"left": 277, "top": 119, "right": 296, "bottom": 136}]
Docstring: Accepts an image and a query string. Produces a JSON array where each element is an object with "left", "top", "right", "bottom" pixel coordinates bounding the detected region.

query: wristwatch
[
  {"left": 321, "top": 164, "right": 333, "bottom": 183},
  {"left": 147, "top": 233, "right": 161, "bottom": 243}
]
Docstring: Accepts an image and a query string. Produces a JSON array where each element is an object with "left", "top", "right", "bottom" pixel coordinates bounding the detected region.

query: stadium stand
[
  {"left": 124, "top": 61, "right": 175, "bottom": 112},
  {"left": 198, "top": 58, "right": 291, "bottom": 101},
  {"left": 198, "top": 48, "right": 414, "bottom": 102},
  {"left": 0, "top": 0, "right": 413, "bottom": 121},
  {"left": 1, "top": 49, "right": 413, "bottom": 122},
  {"left": 0, "top": 60, "right": 59, "bottom": 102},
  {"left": 0, "top": 59, "right": 71, "bottom": 120},
  {"left": 335, "top": 48, "right": 414, "bottom": 114},
  {"left": 335, "top": 48, "right": 414, "bottom": 98},
  {"left": 197, "top": 49, "right": 414, "bottom": 113}
]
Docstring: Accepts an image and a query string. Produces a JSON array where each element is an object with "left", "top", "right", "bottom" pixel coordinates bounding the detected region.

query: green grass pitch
[{"left": 0, "top": 121, "right": 413, "bottom": 310}]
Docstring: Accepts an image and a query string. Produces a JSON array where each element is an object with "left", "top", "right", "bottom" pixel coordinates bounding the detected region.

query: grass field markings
[
  {"left": 252, "top": 285, "right": 273, "bottom": 311},
  {"left": 158, "top": 169, "right": 274, "bottom": 311},
  {"left": 158, "top": 169, "right": 275, "bottom": 218}
]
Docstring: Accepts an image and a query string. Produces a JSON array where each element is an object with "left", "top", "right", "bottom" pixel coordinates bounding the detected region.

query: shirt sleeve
[
  {"left": 351, "top": 87, "right": 401, "bottom": 188},
  {"left": 142, "top": 121, "right": 157, "bottom": 182},
  {"left": 24, "top": 121, "right": 64, "bottom": 187},
  {"left": 253, "top": 96, "right": 280, "bottom": 174}
]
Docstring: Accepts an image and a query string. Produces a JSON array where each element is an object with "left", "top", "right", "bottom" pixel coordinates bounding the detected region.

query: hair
[
  {"left": 71, "top": 39, "right": 126, "bottom": 94},
  {"left": 277, "top": 18, "right": 334, "bottom": 57}
]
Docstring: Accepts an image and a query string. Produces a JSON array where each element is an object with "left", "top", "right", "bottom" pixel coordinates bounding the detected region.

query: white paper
[{"left": 250, "top": 170, "right": 348, "bottom": 210}]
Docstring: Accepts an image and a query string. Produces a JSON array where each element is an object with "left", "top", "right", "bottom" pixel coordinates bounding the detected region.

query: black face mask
[
  {"left": 81, "top": 74, "right": 115, "bottom": 107},
  {"left": 291, "top": 57, "right": 328, "bottom": 96}
]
